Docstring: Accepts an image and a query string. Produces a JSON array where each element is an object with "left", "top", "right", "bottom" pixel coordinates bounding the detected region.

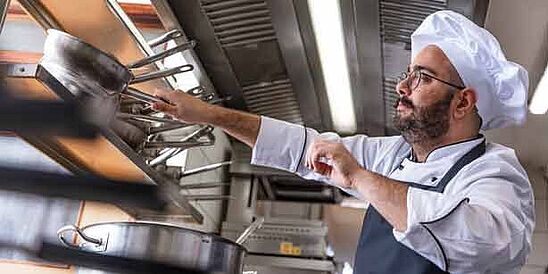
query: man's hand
[
  {"left": 305, "top": 139, "right": 362, "bottom": 189},
  {"left": 152, "top": 88, "right": 261, "bottom": 148},
  {"left": 306, "top": 138, "right": 408, "bottom": 231},
  {"left": 152, "top": 89, "right": 213, "bottom": 124}
]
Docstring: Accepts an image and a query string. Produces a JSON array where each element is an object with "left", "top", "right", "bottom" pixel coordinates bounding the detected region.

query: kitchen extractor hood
[{"left": 162, "top": 0, "right": 489, "bottom": 136}]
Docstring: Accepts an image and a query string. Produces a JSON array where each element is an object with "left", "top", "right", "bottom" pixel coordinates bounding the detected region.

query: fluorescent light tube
[
  {"left": 307, "top": 0, "right": 357, "bottom": 133},
  {"left": 529, "top": 63, "right": 548, "bottom": 114}
]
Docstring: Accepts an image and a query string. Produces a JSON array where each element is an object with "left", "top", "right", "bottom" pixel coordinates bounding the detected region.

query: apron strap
[{"left": 406, "top": 140, "right": 486, "bottom": 193}]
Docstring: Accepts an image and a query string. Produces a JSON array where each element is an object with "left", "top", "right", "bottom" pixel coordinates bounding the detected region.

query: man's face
[{"left": 393, "top": 45, "right": 461, "bottom": 144}]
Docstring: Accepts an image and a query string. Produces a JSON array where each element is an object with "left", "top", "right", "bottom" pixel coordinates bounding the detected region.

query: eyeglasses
[{"left": 398, "top": 69, "right": 465, "bottom": 92}]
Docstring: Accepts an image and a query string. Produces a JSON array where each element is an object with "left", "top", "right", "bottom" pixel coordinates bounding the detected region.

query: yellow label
[
  {"left": 292, "top": 246, "right": 302, "bottom": 255},
  {"left": 279, "top": 242, "right": 293, "bottom": 254}
]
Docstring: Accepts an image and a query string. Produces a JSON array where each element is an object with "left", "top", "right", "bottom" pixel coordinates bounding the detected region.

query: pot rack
[{"left": 0, "top": 0, "right": 224, "bottom": 223}]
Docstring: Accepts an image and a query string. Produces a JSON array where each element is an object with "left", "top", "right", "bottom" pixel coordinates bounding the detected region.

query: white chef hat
[{"left": 411, "top": 10, "right": 529, "bottom": 130}]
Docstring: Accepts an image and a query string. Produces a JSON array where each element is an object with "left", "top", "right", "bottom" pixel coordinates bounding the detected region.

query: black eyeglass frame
[{"left": 398, "top": 69, "right": 466, "bottom": 91}]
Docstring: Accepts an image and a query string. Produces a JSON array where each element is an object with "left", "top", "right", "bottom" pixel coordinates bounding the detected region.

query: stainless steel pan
[
  {"left": 40, "top": 29, "right": 194, "bottom": 105},
  {"left": 56, "top": 218, "right": 264, "bottom": 274}
]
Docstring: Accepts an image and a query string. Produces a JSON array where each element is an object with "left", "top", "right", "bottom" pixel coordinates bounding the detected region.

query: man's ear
[{"left": 454, "top": 88, "right": 477, "bottom": 119}]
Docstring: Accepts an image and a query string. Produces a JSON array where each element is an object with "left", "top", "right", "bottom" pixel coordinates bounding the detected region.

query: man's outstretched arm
[{"left": 153, "top": 89, "right": 260, "bottom": 148}]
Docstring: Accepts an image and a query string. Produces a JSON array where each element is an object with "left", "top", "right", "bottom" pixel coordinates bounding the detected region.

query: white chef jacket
[{"left": 251, "top": 116, "right": 534, "bottom": 274}]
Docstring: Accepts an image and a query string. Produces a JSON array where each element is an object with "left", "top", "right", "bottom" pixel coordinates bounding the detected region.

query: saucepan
[
  {"left": 57, "top": 217, "right": 265, "bottom": 274},
  {"left": 40, "top": 29, "right": 194, "bottom": 105}
]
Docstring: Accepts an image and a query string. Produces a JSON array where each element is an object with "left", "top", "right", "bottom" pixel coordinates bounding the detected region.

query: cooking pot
[
  {"left": 57, "top": 218, "right": 264, "bottom": 274},
  {"left": 40, "top": 29, "right": 194, "bottom": 105}
]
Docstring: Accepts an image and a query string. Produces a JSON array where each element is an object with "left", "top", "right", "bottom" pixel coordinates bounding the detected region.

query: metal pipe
[
  {"left": 127, "top": 42, "right": 196, "bottom": 69},
  {"left": 147, "top": 29, "right": 182, "bottom": 48},
  {"left": 148, "top": 126, "right": 214, "bottom": 166},
  {"left": 184, "top": 195, "right": 234, "bottom": 201},
  {"left": 130, "top": 64, "right": 194, "bottom": 84},
  {"left": 117, "top": 113, "right": 183, "bottom": 124},
  {"left": 123, "top": 87, "right": 173, "bottom": 105},
  {"left": 0, "top": 0, "right": 10, "bottom": 36},
  {"left": 144, "top": 140, "right": 213, "bottom": 149},
  {"left": 179, "top": 161, "right": 232, "bottom": 178},
  {"left": 235, "top": 217, "right": 265, "bottom": 245},
  {"left": 179, "top": 182, "right": 230, "bottom": 189},
  {"left": 17, "top": 0, "right": 62, "bottom": 30},
  {"left": 148, "top": 123, "right": 191, "bottom": 135}
]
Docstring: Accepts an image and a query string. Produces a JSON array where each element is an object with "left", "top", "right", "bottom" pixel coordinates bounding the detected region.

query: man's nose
[{"left": 396, "top": 79, "right": 412, "bottom": 97}]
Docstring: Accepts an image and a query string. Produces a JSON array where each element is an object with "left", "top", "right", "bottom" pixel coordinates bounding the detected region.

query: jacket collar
[{"left": 409, "top": 134, "right": 485, "bottom": 163}]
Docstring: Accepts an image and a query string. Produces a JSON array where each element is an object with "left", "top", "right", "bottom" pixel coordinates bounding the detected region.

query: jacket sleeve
[
  {"left": 392, "top": 154, "right": 534, "bottom": 273},
  {"left": 251, "top": 116, "right": 390, "bottom": 198}
]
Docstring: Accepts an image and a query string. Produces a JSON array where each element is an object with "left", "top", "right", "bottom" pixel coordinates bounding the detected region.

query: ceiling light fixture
[
  {"left": 307, "top": 0, "right": 357, "bottom": 133},
  {"left": 529, "top": 63, "right": 548, "bottom": 114}
]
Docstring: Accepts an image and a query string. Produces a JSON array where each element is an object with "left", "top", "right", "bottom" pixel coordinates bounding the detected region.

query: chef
[{"left": 152, "top": 10, "right": 534, "bottom": 274}]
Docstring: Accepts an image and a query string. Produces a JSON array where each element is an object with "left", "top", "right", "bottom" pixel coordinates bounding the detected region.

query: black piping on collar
[
  {"left": 404, "top": 140, "right": 486, "bottom": 193},
  {"left": 409, "top": 134, "right": 484, "bottom": 163}
]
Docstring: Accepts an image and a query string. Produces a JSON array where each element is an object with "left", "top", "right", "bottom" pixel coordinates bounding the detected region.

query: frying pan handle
[
  {"left": 147, "top": 29, "right": 183, "bottom": 48},
  {"left": 57, "top": 225, "right": 102, "bottom": 248},
  {"left": 126, "top": 40, "right": 196, "bottom": 69},
  {"left": 130, "top": 64, "right": 194, "bottom": 85},
  {"left": 123, "top": 87, "right": 174, "bottom": 106}
]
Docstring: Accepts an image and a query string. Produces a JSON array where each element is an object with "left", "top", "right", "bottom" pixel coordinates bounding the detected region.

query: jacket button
[
  {"left": 431, "top": 177, "right": 438, "bottom": 182},
  {"left": 398, "top": 165, "right": 404, "bottom": 170}
]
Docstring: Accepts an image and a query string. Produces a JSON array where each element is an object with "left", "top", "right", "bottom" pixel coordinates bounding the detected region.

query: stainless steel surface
[
  {"left": 179, "top": 182, "right": 230, "bottom": 189},
  {"left": 241, "top": 79, "right": 303, "bottom": 124},
  {"left": 147, "top": 29, "right": 183, "bottom": 48},
  {"left": 151, "top": 0, "right": 218, "bottom": 97},
  {"left": 144, "top": 139, "right": 213, "bottom": 149},
  {"left": 164, "top": 0, "right": 334, "bottom": 128},
  {"left": 104, "top": 0, "right": 178, "bottom": 89},
  {"left": 244, "top": 254, "right": 335, "bottom": 273},
  {"left": 4, "top": 63, "right": 39, "bottom": 78},
  {"left": 166, "top": 0, "right": 248, "bottom": 111},
  {"left": 235, "top": 216, "right": 265, "bottom": 244},
  {"left": 222, "top": 220, "right": 328, "bottom": 258},
  {"left": 117, "top": 113, "right": 185, "bottom": 125},
  {"left": 58, "top": 225, "right": 102, "bottom": 248},
  {"left": 59, "top": 222, "right": 246, "bottom": 274},
  {"left": 123, "top": 87, "right": 172, "bottom": 105},
  {"left": 185, "top": 194, "right": 234, "bottom": 201},
  {"left": 0, "top": 0, "right": 10, "bottom": 35},
  {"left": 17, "top": 0, "right": 62, "bottom": 30},
  {"left": 129, "top": 64, "right": 194, "bottom": 84},
  {"left": 41, "top": 29, "right": 194, "bottom": 100},
  {"left": 149, "top": 125, "right": 214, "bottom": 166},
  {"left": 179, "top": 160, "right": 232, "bottom": 177},
  {"left": 29, "top": 65, "right": 204, "bottom": 223},
  {"left": 127, "top": 41, "right": 196, "bottom": 69},
  {"left": 148, "top": 123, "right": 191, "bottom": 135},
  {"left": 265, "top": 0, "right": 329, "bottom": 129},
  {"left": 340, "top": 0, "right": 386, "bottom": 135}
]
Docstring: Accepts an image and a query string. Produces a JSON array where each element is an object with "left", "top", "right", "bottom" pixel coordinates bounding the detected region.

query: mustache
[{"left": 394, "top": 97, "right": 414, "bottom": 109}]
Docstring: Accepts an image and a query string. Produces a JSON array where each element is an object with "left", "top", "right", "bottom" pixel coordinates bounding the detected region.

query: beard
[{"left": 393, "top": 93, "right": 454, "bottom": 144}]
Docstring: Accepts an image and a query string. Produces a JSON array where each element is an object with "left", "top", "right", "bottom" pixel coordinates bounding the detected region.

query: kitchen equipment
[
  {"left": 37, "top": 241, "right": 209, "bottom": 274},
  {"left": 40, "top": 29, "right": 194, "bottom": 105},
  {"left": 159, "top": 161, "right": 232, "bottom": 180},
  {"left": 235, "top": 217, "right": 265, "bottom": 245},
  {"left": 56, "top": 221, "right": 248, "bottom": 274},
  {"left": 148, "top": 125, "right": 215, "bottom": 166}
]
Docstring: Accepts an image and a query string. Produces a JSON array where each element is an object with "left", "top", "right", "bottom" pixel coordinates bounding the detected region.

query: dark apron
[{"left": 354, "top": 140, "right": 486, "bottom": 274}]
